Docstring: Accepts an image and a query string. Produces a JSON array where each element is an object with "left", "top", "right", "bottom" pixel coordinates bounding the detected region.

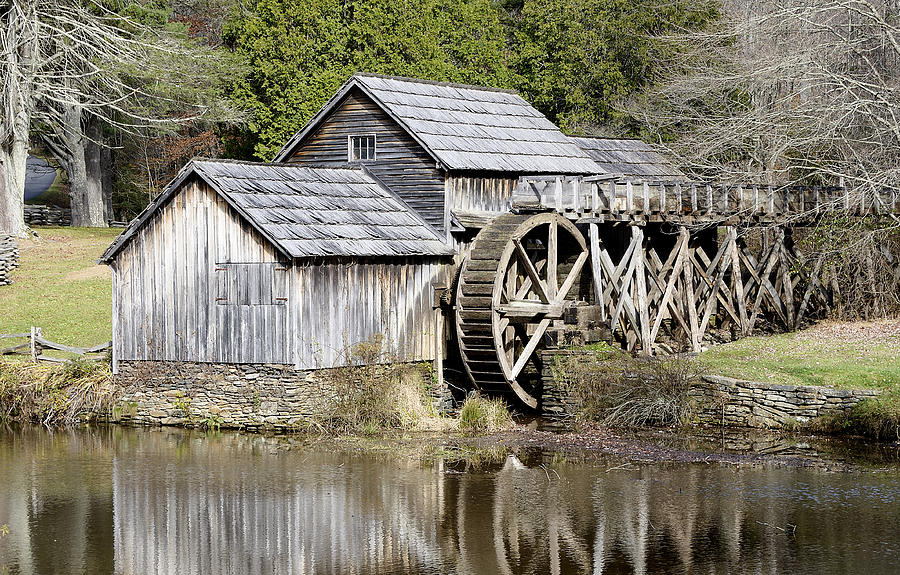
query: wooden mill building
[{"left": 103, "top": 73, "right": 898, "bottom": 411}]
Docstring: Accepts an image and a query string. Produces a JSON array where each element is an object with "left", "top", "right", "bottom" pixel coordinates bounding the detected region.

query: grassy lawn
[
  {"left": 701, "top": 319, "right": 900, "bottom": 390},
  {"left": 0, "top": 227, "right": 121, "bottom": 347}
]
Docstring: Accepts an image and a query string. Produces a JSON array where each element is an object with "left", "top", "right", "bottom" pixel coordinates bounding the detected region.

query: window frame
[{"left": 348, "top": 133, "right": 377, "bottom": 162}]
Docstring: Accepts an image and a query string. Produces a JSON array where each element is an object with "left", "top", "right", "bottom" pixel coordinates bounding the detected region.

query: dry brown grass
[
  {"left": 0, "top": 358, "right": 118, "bottom": 425},
  {"left": 554, "top": 350, "right": 703, "bottom": 427}
]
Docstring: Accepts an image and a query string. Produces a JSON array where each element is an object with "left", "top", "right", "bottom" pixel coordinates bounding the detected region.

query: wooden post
[
  {"left": 730, "top": 233, "right": 750, "bottom": 335},
  {"left": 548, "top": 218, "right": 558, "bottom": 298},
  {"left": 626, "top": 181, "right": 634, "bottom": 213},
  {"left": 682, "top": 238, "right": 701, "bottom": 352},
  {"left": 30, "top": 326, "right": 36, "bottom": 362},
  {"left": 632, "top": 226, "right": 651, "bottom": 355},
  {"left": 589, "top": 223, "right": 607, "bottom": 322},
  {"left": 554, "top": 177, "right": 563, "bottom": 212},
  {"left": 659, "top": 183, "right": 667, "bottom": 213},
  {"left": 642, "top": 182, "right": 650, "bottom": 213},
  {"left": 608, "top": 181, "right": 617, "bottom": 216},
  {"left": 433, "top": 308, "right": 444, "bottom": 392},
  {"left": 777, "top": 227, "right": 796, "bottom": 330},
  {"left": 572, "top": 177, "right": 581, "bottom": 213}
]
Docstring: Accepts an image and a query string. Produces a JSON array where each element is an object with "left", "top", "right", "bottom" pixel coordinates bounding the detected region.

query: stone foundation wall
[
  {"left": 689, "top": 375, "right": 880, "bottom": 428},
  {"left": 113, "top": 360, "right": 452, "bottom": 430},
  {"left": 537, "top": 350, "right": 880, "bottom": 430},
  {"left": 539, "top": 350, "right": 593, "bottom": 416}
]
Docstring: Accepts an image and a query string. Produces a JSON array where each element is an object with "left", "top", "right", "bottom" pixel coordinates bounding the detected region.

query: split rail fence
[{"left": 0, "top": 327, "right": 111, "bottom": 363}]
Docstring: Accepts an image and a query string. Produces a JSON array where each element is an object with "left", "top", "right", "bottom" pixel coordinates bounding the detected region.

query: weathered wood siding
[
  {"left": 111, "top": 178, "right": 447, "bottom": 368},
  {"left": 284, "top": 88, "right": 447, "bottom": 233},
  {"left": 112, "top": 179, "right": 290, "bottom": 364},
  {"left": 291, "top": 259, "right": 445, "bottom": 370},
  {"left": 448, "top": 173, "right": 518, "bottom": 214}
]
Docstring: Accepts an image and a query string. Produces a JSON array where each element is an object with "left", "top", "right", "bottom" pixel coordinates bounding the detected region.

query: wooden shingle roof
[
  {"left": 100, "top": 159, "right": 452, "bottom": 262},
  {"left": 567, "top": 137, "right": 684, "bottom": 180},
  {"left": 274, "top": 74, "right": 602, "bottom": 175}
]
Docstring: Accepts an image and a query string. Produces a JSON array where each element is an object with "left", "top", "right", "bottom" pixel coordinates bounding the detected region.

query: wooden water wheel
[{"left": 455, "top": 213, "right": 589, "bottom": 408}]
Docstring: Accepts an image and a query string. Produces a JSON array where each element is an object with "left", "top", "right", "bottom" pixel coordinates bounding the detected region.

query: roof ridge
[
  {"left": 353, "top": 72, "right": 519, "bottom": 95},
  {"left": 191, "top": 157, "right": 367, "bottom": 172},
  {"left": 567, "top": 135, "right": 648, "bottom": 142}
]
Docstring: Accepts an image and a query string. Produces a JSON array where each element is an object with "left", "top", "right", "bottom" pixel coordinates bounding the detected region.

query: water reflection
[{"left": 1, "top": 426, "right": 899, "bottom": 574}]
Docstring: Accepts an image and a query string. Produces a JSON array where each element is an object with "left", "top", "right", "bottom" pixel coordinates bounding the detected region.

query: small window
[
  {"left": 349, "top": 134, "right": 376, "bottom": 162},
  {"left": 215, "top": 263, "right": 287, "bottom": 305}
]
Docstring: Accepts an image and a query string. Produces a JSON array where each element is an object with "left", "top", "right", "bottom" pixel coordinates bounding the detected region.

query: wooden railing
[
  {"left": 0, "top": 327, "right": 111, "bottom": 363},
  {"left": 513, "top": 176, "right": 900, "bottom": 222}
]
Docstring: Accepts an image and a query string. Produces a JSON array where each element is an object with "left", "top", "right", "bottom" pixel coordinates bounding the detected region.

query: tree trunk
[
  {"left": 45, "top": 107, "right": 109, "bottom": 228},
  {"left": 0, "top": 0, "right": 36, "bottom": 238},
  {"left": 0, "top": 141, "right": 28, "bottom": 237},
  {"left": 101, "top": 146, "right": 114, "bottom": 222}
]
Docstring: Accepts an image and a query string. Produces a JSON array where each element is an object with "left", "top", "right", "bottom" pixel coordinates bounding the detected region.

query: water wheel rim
[
  {"left": 490, "top": 213, "right": 587, "bottom": 407},
  {"left": 456, "top": 212, "right": 588, "bottom": 408}
]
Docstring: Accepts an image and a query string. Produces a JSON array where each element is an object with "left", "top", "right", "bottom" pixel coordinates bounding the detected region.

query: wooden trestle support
[{"left": 587, "top": 222, "right": 828, "bottom": 356}]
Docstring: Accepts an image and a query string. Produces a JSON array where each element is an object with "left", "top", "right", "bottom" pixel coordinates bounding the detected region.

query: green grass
[
  {"left": 0, "top": 227, "right": 121, "bottom": 347},
  {"left": 701, "top": 322, "right": 900, "bottom": 390},
  {"left": 458, "top": 395, "right": 513, "bottom": 435}
]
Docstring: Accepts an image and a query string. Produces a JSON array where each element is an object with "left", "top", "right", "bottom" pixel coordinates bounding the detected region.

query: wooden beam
[
  {"left": 632, "top": 227, "right": 651, "bottom": 354},
  {"left": 588, "top": 223, "right": 607, "bottom": 322}
]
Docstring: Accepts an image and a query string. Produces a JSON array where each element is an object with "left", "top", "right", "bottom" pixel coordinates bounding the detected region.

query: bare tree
[
  {"left": 634, "top": 0, "right": 900, "bottom": 193},
  {"left": 628, "top": 0, "right": 900, "bottom": 317},
  {"left": 1, "top": 0, "right": 237, "bottom": 234}
]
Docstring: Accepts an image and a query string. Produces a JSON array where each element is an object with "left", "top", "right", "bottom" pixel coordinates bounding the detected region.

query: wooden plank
[
  {"left": 729, "top": 230, "right": 750, "bottom": 335},
  {"left": 648, "top": 229, "right": 689, "bottom": 345},
  {"left": 682, "top": 242, "right": 701, "bottom": 352},
  {"left": 778, "top": 229, "right": 797, "bottom": 330}
]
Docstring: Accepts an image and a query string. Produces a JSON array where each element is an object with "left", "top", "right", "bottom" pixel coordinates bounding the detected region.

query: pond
[{"left": 0, "top": 426, "right": 898, "bottom": 574}]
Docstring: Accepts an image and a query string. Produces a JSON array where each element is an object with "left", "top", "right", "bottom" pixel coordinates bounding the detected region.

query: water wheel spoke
[
  {"left": 553, "top": 251, "right": 588, "bottom": 304},
  {"left": 513, "top": 239, "right": 550, "bottom": 303},
  {"left": 510, "top": 318, "right": 552, "bottom": 381}
]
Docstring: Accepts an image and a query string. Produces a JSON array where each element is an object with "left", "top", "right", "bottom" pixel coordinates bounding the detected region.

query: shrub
[
  {"left": 554, "top": 349, "right": 702, "bottom": 427},
  {"left": 458, "top": 394, "right": 513, "bottom": 435},
  {"left": 312, "top": 336, "right": 437, "bottom": 435},
  {"left": 813, "top": 390, "right": 900, "bottom": 441}
]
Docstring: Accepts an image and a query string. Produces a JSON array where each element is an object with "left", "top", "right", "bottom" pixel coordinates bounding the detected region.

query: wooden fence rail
[{"left": 0, "top": 327, "right": 111, "bottom": 363}]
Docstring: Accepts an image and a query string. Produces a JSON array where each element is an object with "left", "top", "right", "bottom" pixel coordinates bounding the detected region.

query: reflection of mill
[
  {"left": 103, "top": 433, "right": 896, "bottom": 574},
  {"left": 109, "top": 455, "right": 785, "bottom": 574}
]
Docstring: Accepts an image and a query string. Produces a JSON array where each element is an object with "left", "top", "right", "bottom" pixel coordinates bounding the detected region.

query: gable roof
[
  {"left": 567, "top": 136, "right": 685, "bottom": 180},
  {"left": 100, "top": 159, "right": 452, "bottom": 263},
  {"left": 274, "top": 73, "right": 602, "bottom": 175}
]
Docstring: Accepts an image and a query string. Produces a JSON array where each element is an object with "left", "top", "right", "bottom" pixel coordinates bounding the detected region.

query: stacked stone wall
[
  {"left": 0, "top": 234, "right": 18, "bottom": 286},
  {"left": 24, "top": 205, "right": 72, "bottom": 226},
  {"left": 113, "top": 360, "right": 452, "bottom": 430},
  {"left": 539, "top": 350, "right": 880, "bottom": 429},
  {"left": 689, "top": 375, "right": 880, "bottom": 428}
]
